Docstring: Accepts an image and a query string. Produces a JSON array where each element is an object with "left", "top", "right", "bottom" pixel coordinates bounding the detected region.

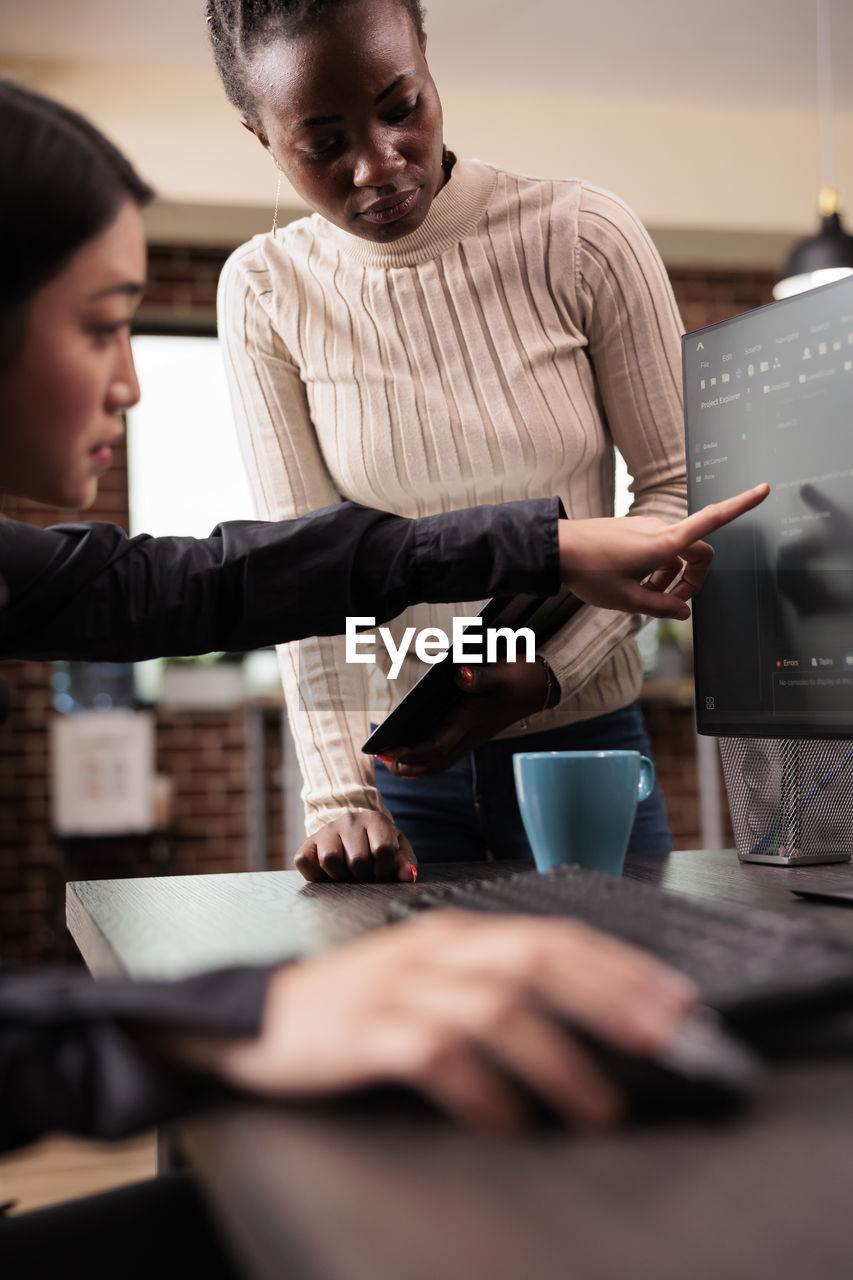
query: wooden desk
[{"left": 67, "top": 851, "right": 853, "bottom": 1280}]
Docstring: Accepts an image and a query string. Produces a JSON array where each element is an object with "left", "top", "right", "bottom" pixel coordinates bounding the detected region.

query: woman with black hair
[
  {"left": 0, "top": 76, "right": 767, "bottom": 1275},
  {"left": 207, "top": 0, "right": 695, "bottom": 882}
]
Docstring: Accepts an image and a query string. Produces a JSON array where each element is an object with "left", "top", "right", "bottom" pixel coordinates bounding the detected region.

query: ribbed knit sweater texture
[{"left": 218, "top": 158, "right": 687, "bottom": 834}]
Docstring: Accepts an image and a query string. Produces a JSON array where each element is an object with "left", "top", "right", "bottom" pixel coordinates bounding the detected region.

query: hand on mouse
[{"left": 164, "top": 911, "right": 699, "bottom": 1134}]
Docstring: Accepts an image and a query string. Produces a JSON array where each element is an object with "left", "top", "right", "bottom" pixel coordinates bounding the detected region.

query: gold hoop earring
[{"left": 272, "top": 167, "right": 283, "bottom": 239}]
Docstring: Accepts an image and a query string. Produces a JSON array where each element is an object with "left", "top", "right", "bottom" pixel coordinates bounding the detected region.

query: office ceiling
[{"left": 1, "top": 0, "right": 851, "bottom": 112}]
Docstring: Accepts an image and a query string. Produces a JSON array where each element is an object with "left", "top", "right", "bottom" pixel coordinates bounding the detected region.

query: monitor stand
[
  {"left": 738, "top": 851, "right": 850, "bottom": 866},
  {"left": 718, "top": 737, "right": 853, "bottom": 866}
]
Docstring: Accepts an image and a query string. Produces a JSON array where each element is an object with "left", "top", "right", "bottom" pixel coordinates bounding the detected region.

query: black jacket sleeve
[
  {"left": 0, "top": 497, "right": 560, "bottom": 1149},
  {"left": 0, "top": 498, "right": 560, "bottom": 660},
  {"left": 0, "top": 967, "right": 272, "bottom": 1153}
]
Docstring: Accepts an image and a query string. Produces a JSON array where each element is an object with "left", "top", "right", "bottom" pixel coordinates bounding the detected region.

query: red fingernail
[
  {"left": 459, "top": 666, "right": 474, "bottom": 684},
  {"left": 410, "top": 864, "right": 418, "bottom": 882},
  {"left": 375, "top": 755, "right": 393, "bottom": 763}
]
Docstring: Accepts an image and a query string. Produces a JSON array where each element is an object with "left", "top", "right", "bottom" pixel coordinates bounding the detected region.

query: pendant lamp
[{"left": 773, "top": 1, "right": 853, "bottom": 299}]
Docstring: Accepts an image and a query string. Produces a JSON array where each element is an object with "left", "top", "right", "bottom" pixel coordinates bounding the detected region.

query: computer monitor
[
  {"left": 683, "top": 275, "right": 853, "bottom": 739},
  {"left": 682, "top": 276, "right": 853, "bottom": 864}
]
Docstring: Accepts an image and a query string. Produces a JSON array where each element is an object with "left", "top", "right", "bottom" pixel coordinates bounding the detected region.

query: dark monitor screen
[{"left": 683, "top": 275, "right": 853, "bottom": 738}]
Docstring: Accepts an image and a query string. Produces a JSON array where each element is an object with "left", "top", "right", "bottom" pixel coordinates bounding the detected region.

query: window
[
  {"left": 127, "top": 332, "right": 255, "bottom": 539},
  {"left": 99, "top": 330, "right": 261, "bottom": 706}
]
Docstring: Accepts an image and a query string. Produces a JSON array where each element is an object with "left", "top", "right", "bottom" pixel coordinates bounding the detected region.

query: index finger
[
  {"left": 669, "top": 483, "right": 769, "bottom": 549},
  {"left": 293, "top": 840, "right": 326, "bottom": 883}
]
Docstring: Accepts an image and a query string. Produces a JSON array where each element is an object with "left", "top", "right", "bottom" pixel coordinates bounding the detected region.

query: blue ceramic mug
[{"left": 513, "top": 750, "right": 655, "bottom": 875}]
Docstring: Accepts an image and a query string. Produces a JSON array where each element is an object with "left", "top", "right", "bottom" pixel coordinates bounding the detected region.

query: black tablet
[
  {"left": 790, "top": 887, "right": 853, "bottom": 907},
  {"left": 361, "top": 585, "right": 582, "bottom": 755}
]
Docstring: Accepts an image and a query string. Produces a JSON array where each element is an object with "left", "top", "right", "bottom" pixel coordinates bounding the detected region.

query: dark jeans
[
  {"left": 374, "top": 702, "right": 672, "bottom": 863},
  {"left": 0, "top": 1173, "right": 240, "bottom": 1279}
]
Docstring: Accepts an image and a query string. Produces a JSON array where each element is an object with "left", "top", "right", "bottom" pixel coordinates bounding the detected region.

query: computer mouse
[
  {"left": 570, "top": 1006, "right": 761, "bottom": 1121},
  {"left": 306, "top": 1009, "right": 760, "bottom": 1129}
]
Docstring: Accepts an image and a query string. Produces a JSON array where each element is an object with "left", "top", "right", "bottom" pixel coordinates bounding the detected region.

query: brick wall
[
  {"left": 0, "top": 247, "right": 777, "bottom": 964},
  {"left": 143, "top": 245, "right": 225, "bottom": 318},
  {"left": 0, "top": 443, "right": 134, "bottom": 962}
]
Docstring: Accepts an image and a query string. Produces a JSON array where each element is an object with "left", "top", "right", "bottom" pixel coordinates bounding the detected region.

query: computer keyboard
[{"left": 388, "top": 865, "right": 853, "bottom": 1060}]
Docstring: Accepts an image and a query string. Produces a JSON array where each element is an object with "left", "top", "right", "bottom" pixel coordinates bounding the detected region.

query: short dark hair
[
  {"left": 0, "top": 79, "right": 154, "bottom": 367},
  {"left": 205, "top": 0, "right": 427, "bottom": 126}
]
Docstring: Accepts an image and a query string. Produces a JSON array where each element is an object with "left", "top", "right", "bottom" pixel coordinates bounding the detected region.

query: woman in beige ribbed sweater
[{"left": 208, "top": 0, "right": 689, "bottom": 880}]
